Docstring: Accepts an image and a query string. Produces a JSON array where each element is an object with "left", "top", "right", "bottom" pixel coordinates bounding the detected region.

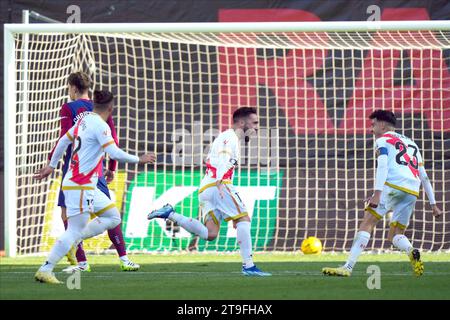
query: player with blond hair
[
  {"left": 51, "top": 72, "right": 140, "bottom": 272},
  {"left": 323, "top": 110, "right": 443, "bottom": 277},
  {"left": 148, "top": 107, "right": 271, "bottom": 276},
  {"left": 34, "top": 90, "right": 155, "bottom": 284}
]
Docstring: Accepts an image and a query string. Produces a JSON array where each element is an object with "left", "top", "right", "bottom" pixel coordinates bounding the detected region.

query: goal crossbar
[{"left": 5, "top": 20, "right": 450, "bottom": 34}]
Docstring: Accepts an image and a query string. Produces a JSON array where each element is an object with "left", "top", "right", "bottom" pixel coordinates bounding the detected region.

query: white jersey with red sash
[
  {"left": 199, "top": 129, "right": 240, "bottom": 192},
  {"left": 198, "top": 129, "right": 248, "bottom": 225},
  {"left": 62, "top": 112, "right": 115, "bottom": 191},
  {"left": 375, "top": 131, "right": 423, "bottom": 197}
]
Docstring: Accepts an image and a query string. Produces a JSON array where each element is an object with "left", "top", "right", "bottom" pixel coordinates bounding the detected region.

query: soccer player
[
  {"left": 34, "top": 90, "right": 156, "bottom": 284},
  {"left": 148, "top": 107, "right": 271, "bottom": 276},
  {"left": 322, "top": 110, "right": 443, "bottom": 277},
  {"left": 50, "top": 72, "right": 139, "bottom": 272}
]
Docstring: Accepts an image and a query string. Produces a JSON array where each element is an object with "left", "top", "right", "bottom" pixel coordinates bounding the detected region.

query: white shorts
[
  {"left": 365, "top": 185, "right": 417, "bottom": 229},
  {"left": 198, "top": 184, "right": 248, "bottom": 225},
  {"left": 63, "top": 187, "right": 115, "bottom": 218}
]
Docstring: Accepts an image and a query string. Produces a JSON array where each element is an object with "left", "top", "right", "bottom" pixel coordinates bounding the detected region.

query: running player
[
  {"left": 322, "top": 110, "right": 443, "bottom": 277},
  {"left": 34, "top": 90, "right": 155, "bottom": 284},
  {"left": 148, "top": 107, "right": 271, "bottom": 276},
  {"left": 50, "top": 72, "right": 139, "bottom": 272}
]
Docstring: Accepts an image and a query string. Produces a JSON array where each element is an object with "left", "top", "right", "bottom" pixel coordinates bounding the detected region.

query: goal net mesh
[{"left": 11, "top": 29, "right": 450, "bottom": 255}]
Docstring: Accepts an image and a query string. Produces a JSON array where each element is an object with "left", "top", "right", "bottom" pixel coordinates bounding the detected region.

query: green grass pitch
[{"left": 1, "top": 253, "right": 449, "bottom": 300}]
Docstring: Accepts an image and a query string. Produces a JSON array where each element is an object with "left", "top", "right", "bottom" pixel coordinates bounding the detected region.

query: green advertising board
[{"left": 122, "top": 169, "right": 282, "bottom": 252}]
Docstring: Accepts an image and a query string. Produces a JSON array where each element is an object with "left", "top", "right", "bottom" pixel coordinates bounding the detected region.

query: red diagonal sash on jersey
[
  {"left": 205, "top": 160, "right": 217, "bottom": 178},
  {"left": 69, "top": 119, "right": 103, "bottom": 185},
  {"left": 383, "top": 133, "right": 419, "bottom": 178},
  {"left": 205, "top": 160, "right": 234, "bottom": 180}
]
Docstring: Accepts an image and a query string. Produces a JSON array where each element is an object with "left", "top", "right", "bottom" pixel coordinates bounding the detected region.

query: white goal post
[{"left": 4, "top": 21, "right": 450, "bottom": 257}]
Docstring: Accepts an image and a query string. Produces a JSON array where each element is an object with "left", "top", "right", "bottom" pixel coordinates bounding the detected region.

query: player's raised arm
[
  {"left": 103, "top": 142, "right": 156, "bottom": 165},
  {"left": 93, "top": 90, "right": 156, "bottom": 166},
  {"left": 98, "top": 120, "right": 155, "bottom": 164}
]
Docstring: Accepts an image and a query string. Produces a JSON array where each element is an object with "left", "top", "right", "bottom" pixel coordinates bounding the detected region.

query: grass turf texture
[{"left": 1, "top": 253, "right": 449, "bottom": 300}]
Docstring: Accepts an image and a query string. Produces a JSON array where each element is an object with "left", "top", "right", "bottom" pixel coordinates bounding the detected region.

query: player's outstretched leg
[
  {"left": 392, "top": 234, "right": 423, "bottom": 276},
  {"left": 408, "top": 248, "right": 424, "bottom": 276},
  {"left": 35, "top": 214, "right": 89, "bottom": 284},
  {"left": 148, "top": 204, "right": 176, "bottom": 220},
  {"left": 80, "top": 208, "right": 121, "bottom": 240},
  {"left": 107, "top": 223, "right": 140, "bottom": 271},
  {"left": 236, "top": 220, "right": 271, "bottom": 277},
  {"left": 148, "top": 204, "right": 209, "bottom": 240},
  {"left": 63, "top": 216, "right": 80, "bottom": 266},
  {"left": 62, "top": 211, "right": 90, "bottom": 272},
  {"left": 322, "top": 230, "right": 371, "bottom": 277},
  {"left": 63, "top": 208, "right": 123, "bottom": 274},
  {"left": 61, "top": 201, "right": 78, "bottom": 266}
]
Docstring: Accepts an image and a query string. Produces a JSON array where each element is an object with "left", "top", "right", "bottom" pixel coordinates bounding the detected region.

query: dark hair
[
  {"left": 232, "top": 107, "right": 257, "bottom": 123},
  {"left": 93, "top": 90, "right": 114, "bottom": 110},
  {"left": 369, "top": 109, "right": 396, "bottom": 127},
  {"left": 68, "top": 72, "right": 92, "bottom": 92}
]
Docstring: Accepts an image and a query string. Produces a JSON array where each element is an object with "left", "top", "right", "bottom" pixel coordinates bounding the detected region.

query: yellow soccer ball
[{"left": 301, "top": 236, "right": 323, "bottom": 254}]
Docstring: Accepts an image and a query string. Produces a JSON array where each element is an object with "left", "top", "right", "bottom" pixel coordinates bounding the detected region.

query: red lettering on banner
[
  {"left": 218, "top": 9, "right": 334, "bottom": 134},
  {"left": 218, "top": 8, "right": 450, "bottom": 135},
  {"left": 339, "top": 9, "right": 450, "bottom": 134},
  {"left": 338, "top": 49, "right": 450, "bottom": 134}
]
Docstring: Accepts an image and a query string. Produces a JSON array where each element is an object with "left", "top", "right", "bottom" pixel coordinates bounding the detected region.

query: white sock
[
  {"left": 119, "top": 255, "right": 129, "bottom": 263},
  {"left": 392, "top": 234, "right": 413, "bottom": 254},
  {"left": 344, "top": 231, "right": 371, "bottom": 270},
  {"left": 40, "top": 214, "right": 88, "bottom": 272},
  {"left": 169, "top": 212, "right": 208, "bottom": 240},
  {"left": 236, "top": 221, "right": 254, "bottom": 268},
  {"left": 81, "top": 208, "right": 121, "bottom": 240}
]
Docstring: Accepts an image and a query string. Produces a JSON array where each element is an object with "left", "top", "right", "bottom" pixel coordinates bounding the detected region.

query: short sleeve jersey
[
  {"left": 375, "top": 131, "right": 423, "bottom": 196},
  {"left": 200, "top": 129, "right": 240, "bottom": 188},
  {"left": 62, "top": 113, "right": 116, "bottom": 189}
]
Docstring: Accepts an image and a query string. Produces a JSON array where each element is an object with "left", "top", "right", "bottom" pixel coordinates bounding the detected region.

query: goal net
[{"left": 4, "top": 22, "right": 450, "bottom": 256}]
